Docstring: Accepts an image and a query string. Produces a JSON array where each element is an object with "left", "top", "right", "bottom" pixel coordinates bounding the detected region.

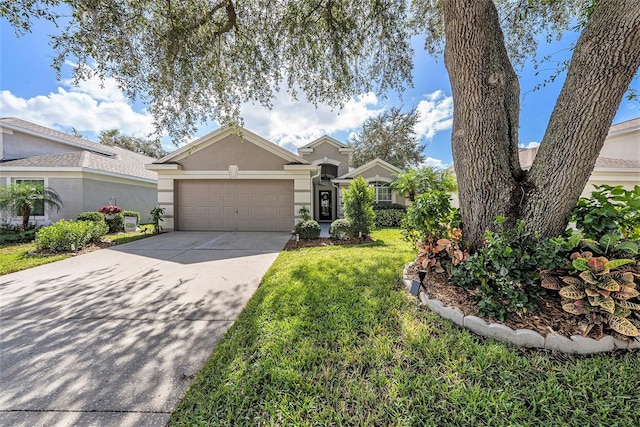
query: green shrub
[
  {"left": 122, "top": 210, "right": 140, "bottom": 223},
  {"left": 401, "top": 190, "right": 456, "bottom": 244},
  {"left": 372, "top": 202, "right": 406, "bottom": 227},
  {"left": 572, "top": 184, "right": 640, "bottom": 240},
  {"left": 150, "top": 206, "right": 165, "bottom": 234},
  {"left": 77, "top": 211, "right": 106, "bottom": 223},
  {"left": 0, "top": 228, "right": 37, "bottom": 244},
  {"left": 450, "top": 217, "right": 579, "bottom": 320},
  {"left": 35, "top": 220, "right": 108, "bottom": 252},
  {"left": 343, "top": 177, "right": 375, "bottom": 237},
  {"left": 329, "top": 219, "right": 351, "bottom": 240},
  {"left": 298, "top": 205, "right": 311, "bottom": 221},
  {"left": 295, "top": 220, "right": 321, "bottom": 239},
  {"left": 105, "top": 212, "right": 124, "bottom": 233}
]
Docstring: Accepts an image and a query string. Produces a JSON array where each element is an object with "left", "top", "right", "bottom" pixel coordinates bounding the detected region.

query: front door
[{"left": 319, "top": 190, "right": 332, "bottom": 221}]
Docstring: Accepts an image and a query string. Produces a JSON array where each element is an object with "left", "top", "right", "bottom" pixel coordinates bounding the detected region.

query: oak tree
[{"left": 349, "top": 107, "right": 424, "bottom": 169}]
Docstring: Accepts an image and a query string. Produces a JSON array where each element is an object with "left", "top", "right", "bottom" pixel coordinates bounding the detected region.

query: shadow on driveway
[{"left": 0, "top": 231, "right": 289, "bottom": 427}]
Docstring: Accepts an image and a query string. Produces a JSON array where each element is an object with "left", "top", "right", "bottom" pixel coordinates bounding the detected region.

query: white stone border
[{"left": 403, "top": 264, "right": 639, "bottom": 354}]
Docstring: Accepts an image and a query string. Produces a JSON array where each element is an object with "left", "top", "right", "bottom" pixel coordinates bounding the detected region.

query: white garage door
[{"left": 176, "top": 180, "right": 294, "bottom": 231}]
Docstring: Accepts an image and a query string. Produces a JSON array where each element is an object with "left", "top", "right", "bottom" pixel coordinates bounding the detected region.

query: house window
[
  {"left": 13, "top": 179, "right": 45, "bottom": 216},
  {"left": 372, "top": 182, "right": 391, "bottom": 203}
]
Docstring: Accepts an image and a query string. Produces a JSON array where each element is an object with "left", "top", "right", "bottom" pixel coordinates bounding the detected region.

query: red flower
[{"left": 98, "top": 205, "right": 122, "bottom": 215}]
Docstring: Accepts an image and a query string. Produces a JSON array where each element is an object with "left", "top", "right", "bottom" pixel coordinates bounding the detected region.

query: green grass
[
  {"left": 106, "top": 223, "right": 154, "bottom": 244},
  {"left": 0, "top": 242, "right": 70, "bottom": 275},
  {"left": 171, "top": 228, "right": 640, "bottom": 427},
  {"left": 0, "top": 224, "right": 154, "bottom": 275}
]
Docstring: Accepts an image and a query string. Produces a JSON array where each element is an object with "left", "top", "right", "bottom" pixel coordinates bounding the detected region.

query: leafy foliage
[
  {"left": 0, "top": 183, "right": 63, "bottom": 230},
  {"left": 150, "top": 206, "right": 165, "bottom": 234},
  {"left": 450, "top": 218, "right": 580, "bottom": 320},
  {"left": 298, "top": 205, "right": 311, "bottom": 221},
  {"left": 105, "top": 213, "right": 124, "bottom": 233},
  {"left": 77, "top": 211, "right": 106, "bottom": 223},
  {"left": 342, "top": 177, "right": 376, "bottom": 238},
  {"left": 329, "top": 219, "right": 351, "bottom": 240},
  {"left": 545, "top": 234, "right": 640, "bottom": 338},
  {"left": 390, "top": 167, "right": 458, "bottom": 201},
  {"left": 349, "top": 107, "right": 424, "bottom": 169},
  {"left": 35, "top": 220, "right": 108, "bottom": 252},
  {"left": 372, "top": 202, "right": 406, "bottom": 227},
  {"left": 401, "top": 190, "right": 456, "bottom": 244},
  {"left": 99, "top": 129, "right": 167, "bottom": 158},
  {"left": 295, "top": 220, "right": 321, "bottom": 240},
  {"left": 572, "top": 184, "right": 640, "bottom": 240},
  {"left": 0, "top": 223, "right": 37, "bottom": 244},
  {"left": 416, "top": 228, "right": 468, "bottom": 276},
  {"left": 48, "top": 0, "right": 412, "bottom": 141}
]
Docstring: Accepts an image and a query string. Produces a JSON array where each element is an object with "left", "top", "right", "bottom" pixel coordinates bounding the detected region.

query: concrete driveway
[{"left": 0, "top": 231, "right": 290, "bottom": 427}]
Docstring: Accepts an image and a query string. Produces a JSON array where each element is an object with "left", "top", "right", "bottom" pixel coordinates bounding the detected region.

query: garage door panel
[{"left": 177, "top": 179, "right": 293, "bottom": 231}]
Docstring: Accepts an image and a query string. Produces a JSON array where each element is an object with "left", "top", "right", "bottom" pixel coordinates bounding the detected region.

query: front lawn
[
  {"left": 0, "top": 243, "right": 70, "bottom": 275},
  {"left": 171, "top": 228, "right": 639, "bottom": 426},
  {"left": 0, "top": 224, "right": 154, "bottom": 275}
]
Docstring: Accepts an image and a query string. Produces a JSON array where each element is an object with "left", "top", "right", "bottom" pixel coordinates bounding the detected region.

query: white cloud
[
  {"left": 414, "top": 90, "right": 453, "bottom": 140},
  {"left": 420, "top": 157, "right": 451, "bottom": 170},
  {"left": 0, "top": 62, "right": 156, "bottom": 140},
  {"left": 240, "top": 91, "right": 383, "bottom": 149},
  {"left": 519, "top": 141, "right": 540, "bottom": 149}
]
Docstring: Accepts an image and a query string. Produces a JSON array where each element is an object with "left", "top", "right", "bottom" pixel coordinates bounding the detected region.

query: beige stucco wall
[
  {"left": 300, "top": 142, "right": 351, "bottom": 176},
  {"left": 178, "top": 135, "right": 290, "bottom": 171},
  {"left": 599, "top": 133, "right": 640, "bottom": 161},
  {"left": 359, "top": 165, "right": 397, "bottom": 181}
]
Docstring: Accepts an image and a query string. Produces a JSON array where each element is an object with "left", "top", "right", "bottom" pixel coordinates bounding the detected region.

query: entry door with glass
[{"left": 319, "top": 190, "right": 332, "bottom": 221}]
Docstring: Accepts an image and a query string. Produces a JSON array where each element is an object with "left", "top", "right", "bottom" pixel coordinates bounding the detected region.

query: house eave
[{"left": 146, "top": 163, "right": 183, "bottom": 171}]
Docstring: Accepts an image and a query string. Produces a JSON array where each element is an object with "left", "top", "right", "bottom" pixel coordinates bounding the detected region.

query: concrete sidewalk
[{"left": 0, "top": 231, "right": 289, "bottom": 427}]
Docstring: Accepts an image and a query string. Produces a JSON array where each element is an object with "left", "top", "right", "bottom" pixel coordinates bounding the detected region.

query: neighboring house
[
  {"left": 0, "top": 117, "right": 158, "bottom": 225},
  {"left": 146, "top": 126, "right": 407, "bottom": 232},
  {"left": 448, "top": 117, "right": 640, "bottom": 207},
  {"left": 518, "top": 117, "right": 640, "bottom": 197}
]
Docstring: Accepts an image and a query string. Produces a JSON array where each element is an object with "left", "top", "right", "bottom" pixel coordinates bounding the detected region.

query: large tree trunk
[{"left": 443, "top": 0, "right": 640, "bottom": 250}]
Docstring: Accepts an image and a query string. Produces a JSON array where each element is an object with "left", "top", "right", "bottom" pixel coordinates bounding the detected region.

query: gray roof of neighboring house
[
  {"left": 0, "top": 117, "right": 157, "bottom": 181},
  {"left": 595, "top": 157, "right": 640, "bottom": 169}
]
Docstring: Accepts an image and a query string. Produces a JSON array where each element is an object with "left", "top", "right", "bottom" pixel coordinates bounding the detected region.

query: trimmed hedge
[
  {"left": 373, "top": 202, "right": 406, "bottom": 227},
  {"left": 105, "top": 213, "right": 124, "bottom": 233},
  {"left": 329, "top": 219, "right": 351, "bottom": 240},
  {"left": 77, "top": 211, "right": 106, "bottom": 223},
  {"left": 295, "top": 220, "right": 321, "bottom": 240},
  {"left": 36, "top": 220, "right": 108, "bottom": 252}
]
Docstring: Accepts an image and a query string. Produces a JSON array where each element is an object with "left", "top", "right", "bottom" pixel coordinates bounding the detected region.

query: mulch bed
[
  {"left": 283, "top": 236, "right": 375, "bottom": 250},
  {"left": 405, "top": 261, "right": 591, "bottom": 339},
  {"left": 33, "top": 241, "right": 115, "bottom": 256}
]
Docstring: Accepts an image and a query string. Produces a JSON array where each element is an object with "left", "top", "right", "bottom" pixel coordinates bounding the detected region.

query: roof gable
[
  {"left": 156, "top": 125, "right": 309, "bottom": 165},
  {"left": 339, "top": 158, "right": 403, "bottom": 179},
  {"left": 298, "top": 135, "right": 353, "bottom": 154}
]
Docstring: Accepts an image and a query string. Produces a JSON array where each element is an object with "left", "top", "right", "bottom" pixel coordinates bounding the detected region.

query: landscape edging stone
[{"left": 402, "top": 264, "right": 636, "bottom": 354}]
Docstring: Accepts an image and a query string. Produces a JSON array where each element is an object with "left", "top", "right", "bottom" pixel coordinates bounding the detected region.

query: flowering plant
[{"left": 98, "top": 205, "right": 122, "bottom": 215}]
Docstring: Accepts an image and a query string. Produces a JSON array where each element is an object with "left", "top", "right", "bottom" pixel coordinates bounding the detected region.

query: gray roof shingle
[{"left": 1, "top": 118, "right": 157, "bottom": 181}]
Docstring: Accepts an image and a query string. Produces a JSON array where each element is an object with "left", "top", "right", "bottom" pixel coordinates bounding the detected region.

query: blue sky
[{"left": 1, "top": 12, "right": 638, "bottom": 168}]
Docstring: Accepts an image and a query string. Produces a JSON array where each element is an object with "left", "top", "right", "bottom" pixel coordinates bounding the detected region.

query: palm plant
[
  {"left": 391, "top": 167, "right": 458, "bottom": 201},
  {"left": 0, "top": 183, "right": 63, "bottom": 230}
]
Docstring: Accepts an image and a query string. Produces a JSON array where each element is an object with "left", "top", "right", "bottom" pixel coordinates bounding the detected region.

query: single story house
[
  {"left": 146, "top": 127, "right": 406, "bottom": 232},
  {"left": 0, "top": 117, "right": 158, "bottom": 225}
]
